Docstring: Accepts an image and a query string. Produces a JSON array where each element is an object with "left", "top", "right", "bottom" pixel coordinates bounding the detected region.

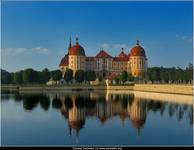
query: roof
[
  {"left": 113, "top": 57, "right": 128, "bottom": 61},
  {"left": 130, "top": 45, "right": 146, "bottom": 57},
  {"left": 113, "top": 51, "right": 129, "bottom": 61},
  {"left": 118, "top": 51, "right": 128, "bottom": 58},
  {"left": 107, "top": 72, "right": 118, "bottom": 80},
  {"left": 59, "top": 54, "right": 68, "bottom": 66},
  {"left": 69, "top": 44, "right": 85, "bottom": 56},
  {"left": 95, "top": 50, "right": 113, "bottom": 58}
]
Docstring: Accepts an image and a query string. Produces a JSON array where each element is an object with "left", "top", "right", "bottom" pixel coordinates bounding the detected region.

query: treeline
[
  {"left": 1, "top": 68, "right": 97, "bottom": 84},
  {"left": 64, "top": 69, "right": 96, "bottom": 83},
  {"left": 1, "top": 63, "right": 193, "bottom": 84},
  {"left": 1, "top": 68, "right": 62, "bottom": 84},
  {"left": 147, "top": 64, "right": 193, "bottom": 84}
]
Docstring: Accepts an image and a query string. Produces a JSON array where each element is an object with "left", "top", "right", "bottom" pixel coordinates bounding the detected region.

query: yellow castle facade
[{"left": 59, "top": 35, "right": 148, "bottom": 79}]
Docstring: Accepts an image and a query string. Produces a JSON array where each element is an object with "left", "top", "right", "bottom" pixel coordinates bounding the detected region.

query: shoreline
[{"left": 1, "top": 84, "right": 193, "bottom": 96}]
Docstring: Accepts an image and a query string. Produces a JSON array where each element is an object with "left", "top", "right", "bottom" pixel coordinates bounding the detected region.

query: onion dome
[
  {"left": 68, "top": 35, "right": 85, "bottom": 56},
  {"left": 95, "top": 50, "right": 112, "bottom": 58},
  {"left": 59, "top": 54, "right": 68, "bottom": 66},
  {"left": 130, "top": 40, "right": 146, "bottom": 57}
]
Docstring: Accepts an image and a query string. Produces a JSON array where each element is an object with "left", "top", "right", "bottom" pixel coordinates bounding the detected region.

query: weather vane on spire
[
  {"left": 76, "top": 34, "right": 79, "bottom": 44},
  {"left": 136, "top": 40, "right": 139, "bottom": 45},
  {"left": 68, "top": 35, "right": 72, "bottom": 49}
]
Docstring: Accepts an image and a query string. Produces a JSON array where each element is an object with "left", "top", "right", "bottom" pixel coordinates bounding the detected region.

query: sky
[{"left": 1, "top": 1, "right": 193, "bottom": 72}]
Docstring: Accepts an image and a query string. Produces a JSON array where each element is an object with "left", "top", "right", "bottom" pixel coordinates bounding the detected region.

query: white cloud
[
  {"left": 181, "top": 36, "right": 193, "bottom": 43},
  {"left": 1, "top": 48, "right": 27, "bottom": 56},
  {"left": 176, "top": 34, "right": 193, "bottom": 43},
  {"left": 99, "top": 43, "right": 110, "bottom": 50},
  {"left": 31, "top": 47, "right": 50, "bottom": 54},
  {"left": 1, "top": 47, "right": 51, "bottom": 56}
]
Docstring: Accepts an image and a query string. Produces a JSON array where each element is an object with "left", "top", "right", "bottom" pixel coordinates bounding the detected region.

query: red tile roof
[
  {"left": 69, "top": 44, "right": 85, "bottom": 56},
  {"left": 113, "top": 51, "right": 129, "bottom": 61},
  {"left": 130, "top": 45, "right": 146, "bottom": 57},
  {"left": 107, "top": 72, "right": 118, "bottom": 80},
  {"left": 113, "top": 57, "right": 128, "bottom": 61},
  {"left": 59, "top": 54, "right": 68, "bottom": 66},
  {"left": 118, "top": 51, "right": 128, "bottom": 58},
  {"left": 95, "top": 50, "right": 113, "bottom": 58}
]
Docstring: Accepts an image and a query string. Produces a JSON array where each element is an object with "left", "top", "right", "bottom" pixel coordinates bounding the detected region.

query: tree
[
  {"left": 85, "top": 70, "right": 96, "bottom": 82},
  {"left": 120, "top": 71, "right": 128, "bottom": 83},
  {"left": 51, "top": 69, "right": 62, "bottom": 81},
  {"left": 14, "top": 71, "right": 23, "bottom": 84},
  {"left": 39, "top": 68, "right": 50, "bottom": 83},
  {"left": 75, "top": 70, "right": 85, "bottom": 83},
  {"left": 1, "top": 69, "right": 13, "bottom": 84},
  {"left": 40, "top": 95, "right": 50, "bottom": 111},
  {"left": 98, "top": 75, "right": 103, "bottom": 82},
  {"left": 115, "top": 76, "right": 120, "bottom": 84},
  {"left": 185, "top": 63, "right": 193, "bottom": 83},
  {"left": 22, "top": 68, "right": 38, "bottom": 83},
  {"left": 64, "top": 69, "right": 73, "bottom": 83},
  {"left": 128, "top": 74, "right": 134, "bottom": 81}
]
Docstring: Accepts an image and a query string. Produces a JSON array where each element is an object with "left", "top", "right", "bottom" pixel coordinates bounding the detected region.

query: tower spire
[
  {"left": 68, "top": 36, "right": 72, "bottom": 49},
  {"left": 136, "top": 40, "right": 139, "bottom": 46},
  {"left": 76, "top": 34, "right": 79, "bottom": 44}
]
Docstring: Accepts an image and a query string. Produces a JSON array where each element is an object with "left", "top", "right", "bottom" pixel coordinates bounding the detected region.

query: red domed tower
[
  {"left": 68, "top": 35, "right": 86, "bottom": 76},
  {"left": 128, "top": 40, "right": 147, "bottom": 79}
]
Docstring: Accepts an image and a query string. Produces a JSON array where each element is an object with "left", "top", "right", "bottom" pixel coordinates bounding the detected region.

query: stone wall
[{"left": 133, "top": 84, "right": 193, "bottom": 95}]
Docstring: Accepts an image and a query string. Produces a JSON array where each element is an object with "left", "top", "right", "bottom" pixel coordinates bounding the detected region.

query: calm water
[{"left": 1, "top": 90, "right": 193, "bottom": 146}]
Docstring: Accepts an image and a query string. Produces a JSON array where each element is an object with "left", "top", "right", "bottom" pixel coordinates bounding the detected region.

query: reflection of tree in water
[
  {"left": 121, "top": 94, "right": 134, "bottom": 109},
  {"left": 39, "top": 95, "right": 50, "bottom": 111},
  {"left": 21, "top": 94, "right": 49, "bottom": 111},
  {"left": 168, "top": 103, "right": 176, "bottom": 118},
  {"left": 159, "top": 102, "right": 166, "bottom": 117},
  {"left": 177, "top": 107, "right": 184, "bottom": 121},
  {"left": 147, "top": 100, "right": 163, "bottom": 114},
  {"left": 188, "top": 106, "right": 193, "bottom": 126},
  {"left": 183, "top": 104, "right": 188, "bottom": 111},
  {"left": 1, "top": 91, "right": 11, "bottom": 101},
  {"left": 75, "top": 95, "right": 85, "bottom": 108},
  {"left": 52, "top": 95, "right": 62, "bottom": 109},
  {"left": 13, "top": 93, "right": 22, "bottom": 103},
  {"left": 22, "top": 94, "right": 40, "bottom": 111},
  {"left": 64, "top": 95, "right": 73, "bottom": 110}
]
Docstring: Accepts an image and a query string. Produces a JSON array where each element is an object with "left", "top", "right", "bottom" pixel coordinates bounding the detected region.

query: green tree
[
  {"left": 75, "top": 69, "right": 85, "bottom": 83},
  {"left": 22, "top": 68, "right": 38, "bottom": 83},
  {"left": 1, "top": 69, "right": 13, "bottom": 84},
  {"left": 185, "top": 63, "right": 193, "bottom": 83},
  {"left": 51, "top": 69, "right": 62, "bottom": 81},
  {"left": 14, "top": 71, "right": 23, "bottom": 84},
  {"left": 128, "top": 74, "right": 134, "bottom": 81},
  {"left": 98, "top": 75, "right": 103, "bottom": 82},
  {"left": 120, "top": 71, "right": 128, "bottom": 83},
  {"left": 85, "top": 70, "right": 96, "bottom": 82},
  {"left": 39, "top": 68, "right": 50, "bottom": 83},
  {"left": 115, "top": 76, "right": 120, "bottom": 84},
  {"left": 64, "top": 69, "right": 73, "bottom": 83}
]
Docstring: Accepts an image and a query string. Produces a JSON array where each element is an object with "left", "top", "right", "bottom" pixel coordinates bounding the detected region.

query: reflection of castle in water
[
  {"left": 56, "top": 92, "right": 147, "bottom": 137},
  {"left": 11, "top": 91, "right": 193, "bottom": 138}
]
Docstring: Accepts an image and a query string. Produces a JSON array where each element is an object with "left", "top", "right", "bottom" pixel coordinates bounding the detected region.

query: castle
[{"left": 59, "top": 35, "right": 148, "bottom": 79}]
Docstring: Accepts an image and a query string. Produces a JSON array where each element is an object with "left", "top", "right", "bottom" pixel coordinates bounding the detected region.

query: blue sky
[{"left": 1, "top": 1, "right": 193, "bottom": 72}]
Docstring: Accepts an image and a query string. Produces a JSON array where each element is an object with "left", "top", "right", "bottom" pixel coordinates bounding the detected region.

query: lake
[{"left": 1, "top": 90, "right": 193, "bottom": 146}]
